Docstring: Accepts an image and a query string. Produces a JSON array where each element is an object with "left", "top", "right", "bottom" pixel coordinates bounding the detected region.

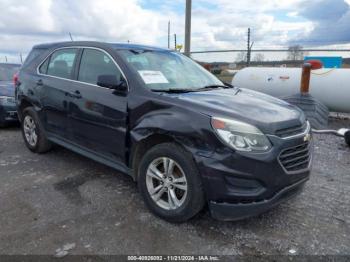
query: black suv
[{"left": 16, "top": 42, "right": 312, "bottom": 222}]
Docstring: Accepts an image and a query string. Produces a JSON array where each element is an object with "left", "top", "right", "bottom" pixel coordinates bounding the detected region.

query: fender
[{"left": 129, "top": 106, "right": 217, "bottom": 163}]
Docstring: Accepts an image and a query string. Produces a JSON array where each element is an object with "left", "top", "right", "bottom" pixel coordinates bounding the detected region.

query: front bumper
[
  {"left": 209, "top": 177, "right": 308, "bottom": 221},
  {"left": 195, "top": 131, "right": 312, "bottom": 221},
  {"left": 0, "top": 104, "right": 18, "bottom": 123}
]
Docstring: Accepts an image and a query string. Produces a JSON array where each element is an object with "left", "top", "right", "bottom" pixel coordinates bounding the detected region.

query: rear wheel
[
  {"left": 21, "top": 107, "right": 52, "bottom": 153},
  {"left": 138, "top": 143, "right": 205, "bottom": 222}
]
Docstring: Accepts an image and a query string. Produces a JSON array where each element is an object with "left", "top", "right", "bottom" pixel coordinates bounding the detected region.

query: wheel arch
[
  {"left": 130, "top": 133, "right": 182, "bottom": 182},
  {"left": 17, "top": 98, "right": 34, "bottom": 122}
]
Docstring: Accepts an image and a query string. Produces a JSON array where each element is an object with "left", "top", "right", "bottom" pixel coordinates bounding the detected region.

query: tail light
[{"left": 13, "top": 73, "right": 19, "bottom": 87}]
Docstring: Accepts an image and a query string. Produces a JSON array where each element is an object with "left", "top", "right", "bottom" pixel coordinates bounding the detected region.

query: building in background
[{"left": 304, "top": 56, "right": 343, "bottom": 68}]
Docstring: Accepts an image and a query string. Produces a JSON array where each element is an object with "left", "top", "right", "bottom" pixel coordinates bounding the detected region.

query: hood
[
  {"left": 0, "top": 81, "right": 15, "bottom": 97},
  {"left": 166, "top": 88, "right": 305, "bottom": 135}
]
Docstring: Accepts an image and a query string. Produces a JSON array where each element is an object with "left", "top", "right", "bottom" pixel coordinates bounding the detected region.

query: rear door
[
  {"left": 37, "top": 48, "right": 79, "bottom": 139},
  {"left": 67, "top": 48, "right": 128, "bottom": 164}
]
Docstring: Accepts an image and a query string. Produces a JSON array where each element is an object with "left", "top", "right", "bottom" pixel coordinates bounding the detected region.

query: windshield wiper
[
  {"left": 151, "top": 83, "right": 236, "bottom": 93},
  {"left": 197, "top": 83, "right": 234, "bottom": 91},
  {"left": 151, "top": 88, "right": 197, "bottom": 93}
]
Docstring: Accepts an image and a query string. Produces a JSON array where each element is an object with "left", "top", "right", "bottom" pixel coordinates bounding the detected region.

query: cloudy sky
[{"left": 0, "top": 0, "right": 350, "bottom": 63}]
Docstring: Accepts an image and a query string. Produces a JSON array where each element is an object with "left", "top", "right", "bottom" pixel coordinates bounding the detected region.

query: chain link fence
[{"left": 190, "top": 49, "right": 350, "bottom": 83}]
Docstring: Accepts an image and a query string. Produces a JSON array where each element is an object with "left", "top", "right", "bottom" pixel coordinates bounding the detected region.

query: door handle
[
  {"left": 72, "top": 90, "right": 82, "bottom": 99},
  {"left": 65, "top": 90, "right": 82, "bottom": 99},
  {"left": 36, "top": 79, "right": 43, "bottom": 86}
]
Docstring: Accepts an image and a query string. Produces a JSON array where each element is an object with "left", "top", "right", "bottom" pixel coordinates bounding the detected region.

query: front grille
[
  {"left": 6, "top": 97, "right": 16, "bottom": 104},
  {"left": 279, "top": 142, "right": 311, "bottom": 173},
  {"left": 275, "top": 122, "right": 307, "bottom": 138}
]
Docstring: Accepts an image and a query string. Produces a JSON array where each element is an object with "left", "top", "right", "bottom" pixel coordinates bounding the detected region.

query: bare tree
[
  {"left": 287, "top": 45, "right": 305, "bottom": 61},
  {"left": 253, "top": 53, "right": 265, "bottom": 62},
  {"left": 236, "top": 51, "right": 247, "bottom": 62}
]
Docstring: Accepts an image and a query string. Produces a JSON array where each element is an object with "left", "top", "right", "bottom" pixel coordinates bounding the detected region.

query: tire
[
  {"left": 138, "top": 143, "right": 205, "bottom": 223},
  {"left": 345, "top": 130, "right": 350, "bottom": 147},
  {"left": 21, "top": 107, "right": 52, "bottom": 153},
  {"left": 0, "top": 110, "right": 6, "bottom": 127}
]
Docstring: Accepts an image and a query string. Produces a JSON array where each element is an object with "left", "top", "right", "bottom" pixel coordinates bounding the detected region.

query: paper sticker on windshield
[{"left": 138, "top": 70, "right": 169, "bottom": 84}]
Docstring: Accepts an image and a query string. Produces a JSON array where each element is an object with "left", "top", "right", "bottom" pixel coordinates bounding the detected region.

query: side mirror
[{"left": 97, "top": 75, "right": 127, "bottom": 91}]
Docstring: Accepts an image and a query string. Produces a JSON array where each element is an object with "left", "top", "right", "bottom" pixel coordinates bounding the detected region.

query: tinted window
[
  {"left": 78, "top": 49, "right": 122, "bottom": 85},
  {"left": 47, "top": 49, "right": 78, "bottom": 79},
  {"left": 0, "top": 64, "right": 21, "bottom": 81}
]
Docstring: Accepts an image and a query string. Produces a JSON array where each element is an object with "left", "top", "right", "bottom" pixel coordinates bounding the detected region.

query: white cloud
[
  {"left": 189, "top": 1, "right": 312, "bottom": 50},
  {"left": 0, "top": 0, "right": 349, "bottom": 63},
  {"left": 0, "top": 0, "right": 174, "bottom": 61}
]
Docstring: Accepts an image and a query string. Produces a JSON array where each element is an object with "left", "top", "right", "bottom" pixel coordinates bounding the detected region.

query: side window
[
  {"left": 47, "top": 49, "right": 78, "bottom": 79},
  {"left": 78, "top": 49, "right": 122, "bottom": 85},
  {"left": 39, "top": 57, "right": 49, "bottom": 74}
]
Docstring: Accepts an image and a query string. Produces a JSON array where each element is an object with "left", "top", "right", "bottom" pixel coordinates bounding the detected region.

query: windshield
[
  {"left": 117, "top": 49, "right": 223, "bottom": 91},
  {"left": 0, "top": 65, "right": 20, "bottom": 81}
]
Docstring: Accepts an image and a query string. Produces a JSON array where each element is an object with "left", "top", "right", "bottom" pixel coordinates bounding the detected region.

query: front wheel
[{"left": 138, "top": 143, "right": 205, "bottom": 223}]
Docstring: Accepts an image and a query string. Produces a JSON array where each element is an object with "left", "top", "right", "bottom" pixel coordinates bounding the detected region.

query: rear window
[{"left": 0, "top": 64, "right": 21, "bottom": 81}]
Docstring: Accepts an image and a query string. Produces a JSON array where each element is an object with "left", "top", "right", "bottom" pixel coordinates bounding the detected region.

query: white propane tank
[{"left": 232, "top": 67, "right": 350, "bottom": 113}]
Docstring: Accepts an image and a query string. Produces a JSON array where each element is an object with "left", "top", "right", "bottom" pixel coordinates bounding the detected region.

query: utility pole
[
  {"left": 184, "top": 0, "right": 192, "bottom": 56},
  {"left": 20, "top": 53, "right": 23, "bottom": 64},
  {"left": 246, "top": 28, "right": 254, "bottom": 67},
  {"left": 174, "top": 34, "right": 177, "bottom": 50},
  {"left": 247, "top": 28, "right": 251, "bottom": 67},
  {"left": 168, "top": 21, "right": 171, "bottom": 49}
]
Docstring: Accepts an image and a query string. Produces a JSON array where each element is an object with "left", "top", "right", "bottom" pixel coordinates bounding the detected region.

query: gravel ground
[{"left": 0, "top": 119, "right": 349, "bottom": 257}]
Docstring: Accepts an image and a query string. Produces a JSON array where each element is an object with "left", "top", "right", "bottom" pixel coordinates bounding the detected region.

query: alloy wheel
[
  {"left": 146, "top": 157, "right": 188, "bottom": 210},
  {"left": 23, "top": 115, "right": 38, "bottom": 147}
]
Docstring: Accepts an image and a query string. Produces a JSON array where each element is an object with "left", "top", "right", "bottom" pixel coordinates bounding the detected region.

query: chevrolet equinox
[{"left": 16, "top": 42, "right": 312, "bottom": 222}]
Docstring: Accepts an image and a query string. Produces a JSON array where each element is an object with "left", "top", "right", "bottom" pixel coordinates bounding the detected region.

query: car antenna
[{"left": 69, "top": 32, "right": 74, "bottom": 41}]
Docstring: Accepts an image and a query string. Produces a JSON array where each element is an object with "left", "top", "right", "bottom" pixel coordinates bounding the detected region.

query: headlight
[
  {"left": 0, "top": 96, "right": 15, "bottom": 105},
  {"left": 211, "top": 117, "right": 272, "bottom": 152}
]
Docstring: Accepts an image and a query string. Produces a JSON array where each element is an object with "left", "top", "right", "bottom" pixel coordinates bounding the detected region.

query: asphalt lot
[{"left": 0, "top": 118, "right": 349, "bottom": 256}]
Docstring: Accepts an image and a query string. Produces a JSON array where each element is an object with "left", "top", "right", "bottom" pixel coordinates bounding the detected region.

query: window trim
[
  {"left": 38, "top": 54, "right": 51, "bottom": 75},
  {"left": 36, "top": 46, "right": 129, "bottom": 92}
]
